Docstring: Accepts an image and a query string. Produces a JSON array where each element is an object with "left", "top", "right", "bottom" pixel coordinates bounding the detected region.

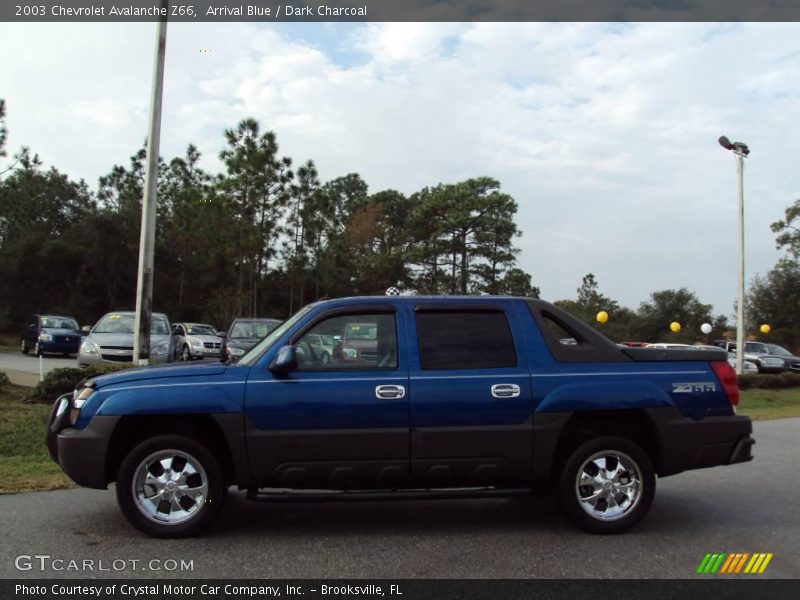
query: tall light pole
[
  {"left": 133, "top": 3, "right": 168, "bottom": 366},
  {"left": 719, "top": 135, "right": 750, "bottom": 375}
]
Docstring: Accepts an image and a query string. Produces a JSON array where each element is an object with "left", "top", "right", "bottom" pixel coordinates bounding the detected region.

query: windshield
[
  {"left": 230, "top": 320, "right": 279, "bottom": 339},
  {"left": 94, "top": 314, "right": 169, "bottom": 335},
  {"left": 766, "top": 344, "right": 792, "bottom": 357},
  {"left": 237, "top": 305, "right": 315, "bottom": 366},
  {"left": 40, "top": 316, "right": 79, "bottom": 329},
  {"left": 745, "top": 342, "right": 769, "bottom": 354},
  {"left": 344, "top": 323, "right": 378, "bottom": 341},
  {"left": 185, "top": 324, "right": 217, "bottom": 336}
]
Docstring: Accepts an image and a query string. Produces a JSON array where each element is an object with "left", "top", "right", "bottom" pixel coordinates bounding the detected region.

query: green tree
[
  {"left": 407, "top": 177, "right": 521, "bottom": 295},
  {"left": 637, "top": 288, "right": 714, "bottom": 343},
  {"left": 342, "top": 190, "right": 414, "bottom": 295},
  {"left": 746, "top": 259, "right": 800, "bottom": 351},
  {"left": 218, "top": 118, "right": 293, "bottom": 316},
  {"left": 0, "top": 99, "right": 7, "bottom": 159},
  {"left": 771, "top": 199, "right": 800, "bottom": 261},
  {"left": 497, "top": 268, "right": 540, "bottom": 297},
  {"left": 0, "top": 149, "right": 95, "bottom": 324},
  {"left": 285, "top": 160, "right": 320, "bottom": 313}
]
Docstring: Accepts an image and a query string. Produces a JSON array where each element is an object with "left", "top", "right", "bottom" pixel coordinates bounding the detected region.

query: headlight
[
  {"left": 70, "top": 386, "right": 94, "bottom": 424},
  {"left": 80, "top": 340, "right": 98, "bottom": 355},
  {"left": 39, "top": 333, "right": 52, "bottom": 342},
  {"left": 228, "top": 346, "right": 245, "bottom": 356},
  {"left": 151, "top": 342, "right": 169, "bottom": 355},
  {"left": 72, "top": 386, "right": 94, "bottom": 409},
  {"left": 190, "top": 337, "right": 203, "bottom": 347}
]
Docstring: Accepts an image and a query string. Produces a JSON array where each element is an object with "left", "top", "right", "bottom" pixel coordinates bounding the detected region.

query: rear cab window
[{"left": 414, "top": 307, "right": 518, "bottom": 370}]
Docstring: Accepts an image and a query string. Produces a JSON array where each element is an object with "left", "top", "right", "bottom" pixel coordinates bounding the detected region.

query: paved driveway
[
  {"left": 0, "top": 351, "right": 76, "bottom": 385},
  {"left": 1, "top": 419, "right": 797, "bottom": 579}
]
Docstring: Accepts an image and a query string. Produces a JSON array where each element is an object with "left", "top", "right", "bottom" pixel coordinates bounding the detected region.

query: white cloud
[{"left": 2, "top": 21, "right": 800, "bottom": 316}]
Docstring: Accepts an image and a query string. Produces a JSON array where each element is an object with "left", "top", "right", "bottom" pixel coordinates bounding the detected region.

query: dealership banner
[
  {"left": 2, "top": 0, "right": 800, "bottom": 22},
  {"left": 3, "top": 579, "right": 799, "bottom": 600}
]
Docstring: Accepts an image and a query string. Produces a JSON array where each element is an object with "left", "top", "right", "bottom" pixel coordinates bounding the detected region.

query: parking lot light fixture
[{"left": 718, "top": 135, "right": 749, "bottom": 375}]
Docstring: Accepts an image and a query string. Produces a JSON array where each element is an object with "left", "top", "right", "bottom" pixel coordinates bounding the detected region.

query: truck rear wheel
[
  {"left": 116, "top": 435, "right": 226, "bottom": 538},
  {"left": 557, "top": 436, "right": 655, "bottom": 534}
]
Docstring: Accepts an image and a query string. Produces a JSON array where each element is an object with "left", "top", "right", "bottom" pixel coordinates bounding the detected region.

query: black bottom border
[{"left": 3, "top": 579, "right": 799, "bottom": 600}]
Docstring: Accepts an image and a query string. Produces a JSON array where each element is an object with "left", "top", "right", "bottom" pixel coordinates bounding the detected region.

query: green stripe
[
  {"left": 697, "top": 554, "right": 712, "bottom": 573},
  {"left": 710, "top": 553, "right": 727, "bottom": 573},
  {"left": 704, "top": 554, "right": 718, "bottom": 573}
]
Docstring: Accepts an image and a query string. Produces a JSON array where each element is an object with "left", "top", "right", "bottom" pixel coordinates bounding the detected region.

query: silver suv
[{"left": 172, "top": 322, "right": 223, "bottom": 361}]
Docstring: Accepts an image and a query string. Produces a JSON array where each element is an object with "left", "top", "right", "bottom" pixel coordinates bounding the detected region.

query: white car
[{"left": 172, "top": 322, "right": 223, "bottom": 361}]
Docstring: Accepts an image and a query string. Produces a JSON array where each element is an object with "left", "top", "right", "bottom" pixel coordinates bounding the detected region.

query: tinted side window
[{"left": 416, "top": 310, "right": 517, "bottom": 370}]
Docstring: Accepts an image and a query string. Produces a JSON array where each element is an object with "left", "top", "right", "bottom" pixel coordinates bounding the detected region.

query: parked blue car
[
  {"left": 47, "top": 296, "right": 753, "bottom": 537},
  {"left": 21, "top": 314, "right": 84, "bottom": 357}
]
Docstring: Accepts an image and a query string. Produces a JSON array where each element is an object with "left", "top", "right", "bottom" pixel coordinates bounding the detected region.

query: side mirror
[
  {"left": 269, "top": 345, "right": 297, "bottom": 374},
  {"left": 218, "top": 332, "right": 227, "bottom": 338},
  {"left": 81, "top": 326, "right": 91, "bottom": 334}
]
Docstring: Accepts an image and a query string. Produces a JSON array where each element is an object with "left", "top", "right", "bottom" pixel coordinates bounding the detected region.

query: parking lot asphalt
[
  {"left": 0, "top": 352, "right": 219, "bottom": 386},
  {"left": 0, "top": 418, "right": 797, "bottom": 580},
  {"left": 0, "top": 352, "right": 77, "bottom": 386}
]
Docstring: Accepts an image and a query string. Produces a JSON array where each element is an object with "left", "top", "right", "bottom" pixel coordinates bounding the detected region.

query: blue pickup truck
[{"left": 46, "top": 296, "right": 754, "bottom": 537}]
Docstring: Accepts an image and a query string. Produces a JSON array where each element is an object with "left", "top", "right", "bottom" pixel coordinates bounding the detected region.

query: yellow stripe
[
  {"left": 734, "top": 553, "right": 749, "bottom": 573},
  {"left": 750, "top": 554, "right": 766, "bottom": 574},
  {"left": 744, "top": 554, "right": 760, "bottom": 573},
  {"left": 758, "top": 554, "right": 773, "bottom": 574},
  {"left": 743, "top": 554, "right": 757, "bottom": 573},
  {"left": 720, "top": 554, "right": 736, "bottom": 574}
]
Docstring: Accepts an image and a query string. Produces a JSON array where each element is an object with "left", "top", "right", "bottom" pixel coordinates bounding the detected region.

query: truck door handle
[
  {"left": 491, "top": 384, "right": 521, "bottom": 398},
  {"left": 375, "top": 385, "right": 406, "bottom": 400}
]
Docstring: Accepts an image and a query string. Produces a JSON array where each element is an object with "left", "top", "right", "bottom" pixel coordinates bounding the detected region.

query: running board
[{"left": 246, "top": 487, "right": 533, "bottom": 503}]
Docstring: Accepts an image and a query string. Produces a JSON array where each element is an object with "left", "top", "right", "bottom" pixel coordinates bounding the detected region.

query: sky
[{"left": 1, "top": 21, "right": 799, "bottom": 317}]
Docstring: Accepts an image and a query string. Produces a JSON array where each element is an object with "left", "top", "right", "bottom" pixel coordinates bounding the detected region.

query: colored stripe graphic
[
  {"left": 734, "top": 553, "right": 749, "bottom": 573},
  {"left": 710, "top": 553, "right": 727, "bottom": 573},
  {"left": 697, "top": 554, "right": 712, "bottom": 574},
  {"left": 758, "top": 554, "right": 773, "bottom": 573},
  {"left": 697, "top": 552, "right": 772, "bottom": 574},
  {"left": 744, "top": 554, "right": 759, "bottom": 573},
  {"left": 720, "top": 554, "right": 736, "bottom": 573}
]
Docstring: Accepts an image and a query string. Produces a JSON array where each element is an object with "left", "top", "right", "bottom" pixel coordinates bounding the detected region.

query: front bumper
[
  {"left": 190, "top": 345, "right": 221, "bottom": 358},
  {"left": 40, "top": 340, "right": 81, "bottom": 354},
  {"left": 649, "top": 408, "right": 754, "bottom": 477},
  {"left": 46, "top": 394, "right": 119, "bottom": 489}
]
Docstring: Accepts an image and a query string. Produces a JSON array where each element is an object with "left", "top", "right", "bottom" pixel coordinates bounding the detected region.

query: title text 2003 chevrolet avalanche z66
[{"left": 47, "top": 297, "right": 754, "bottom": 537}]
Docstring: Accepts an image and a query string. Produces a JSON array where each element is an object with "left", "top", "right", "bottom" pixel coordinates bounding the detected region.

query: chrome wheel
[
  {"left": 575, "top": 450, "right": 642, "bottom": 522},
  {"left": 132, "top": 450, "right": 209, "bottom": 525},
  {"left": 34, "top": 342, "right": 41, "bottom": 356}
]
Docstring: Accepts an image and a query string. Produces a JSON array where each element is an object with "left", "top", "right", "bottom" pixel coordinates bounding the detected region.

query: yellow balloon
[
  {"left": 670, "top": 321, "right": 681, "bottom": 333},
  {"left": 760, "top": 324, "right": 771, "bottom": 334},
  {"left": 596, "top": 311, "right": 609, "bottom": 324}
]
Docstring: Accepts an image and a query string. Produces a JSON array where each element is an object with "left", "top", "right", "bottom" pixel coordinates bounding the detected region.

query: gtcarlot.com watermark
[{"left": 14, "top": 554, "right": 194, "bottom": 572}]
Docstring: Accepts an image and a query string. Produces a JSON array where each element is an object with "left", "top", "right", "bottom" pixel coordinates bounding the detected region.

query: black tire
[
  {"left": 116, "top": 434, "right": 226, "bottom": 538},
  {"left": 181, "top": 345, "right": 192, "bottom": 362},
  {"left": 556, "top": 436, "right": 655, "bottom": 534},
  {"left": 34, "top": 341, "right": 43, "bottom": 357},
  {"left": 20, "top": 338, "right": 28, "bottom": 354}
]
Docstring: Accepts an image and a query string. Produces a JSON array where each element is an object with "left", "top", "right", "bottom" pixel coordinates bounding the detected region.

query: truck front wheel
[
  {"left": 557, "top": 436, "right": 655, "bottom": 534},
  {"left": 116, "top": 435, "right": 226, "bottom": 537}
]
